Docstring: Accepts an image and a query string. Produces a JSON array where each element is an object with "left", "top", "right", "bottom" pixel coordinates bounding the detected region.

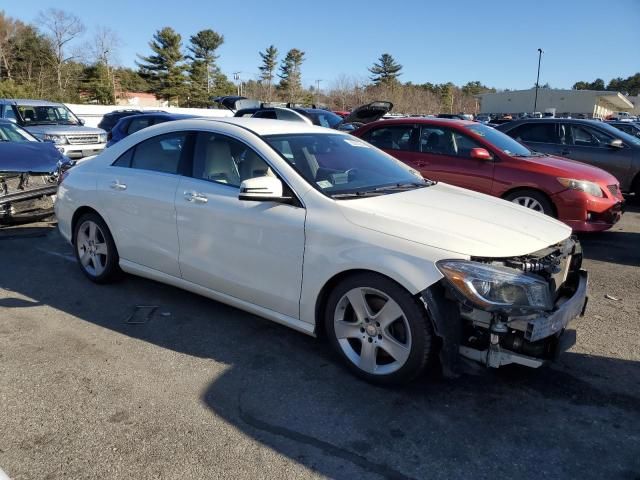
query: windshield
[
  {"left": 0, "top": 122, "right": 38, "bottom": 142},
  {"left": 16, "top": 104, "right": 80, "bottom": 126},
  {"left": 306, "top": 111, "right": 344, "bottom": 129},
  {"left": 264, "top": 133, "right": 428, "bottom": 197},
  {"left": 464, "top": 123, "right": 535, "bottom": 156}
]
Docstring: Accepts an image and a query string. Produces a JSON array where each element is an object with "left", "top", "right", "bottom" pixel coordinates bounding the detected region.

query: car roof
[
  {"left": 170, "top": 117, "right": 340, "bottom": 136},
  {"left": 0, "top": 98, "right": 64, "bottom": 106}
]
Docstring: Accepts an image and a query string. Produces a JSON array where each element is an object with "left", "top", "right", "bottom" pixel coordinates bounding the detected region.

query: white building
[{"left": 476, "top": 88, "right": 634, "bottom": 119}]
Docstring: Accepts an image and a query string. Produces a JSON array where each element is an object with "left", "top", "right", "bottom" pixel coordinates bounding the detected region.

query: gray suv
[
  {"left": 498, "top": 119, "right": 640, "bottom": 196},
  {"left": 0, "top": 99, "right": 107, "bottom": 159}
]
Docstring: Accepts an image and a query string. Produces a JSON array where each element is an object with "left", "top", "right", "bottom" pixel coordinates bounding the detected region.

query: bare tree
[{"left": 36, "top": 8, "right": 85, "bottom": 95}]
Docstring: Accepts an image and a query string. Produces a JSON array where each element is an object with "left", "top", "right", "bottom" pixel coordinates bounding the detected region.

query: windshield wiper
[
  {"left": 372, "top": 181, "right": 436, "bottom": 192},
  {"left": 331, "top": 191, "right": 387, "bottom": 199}
]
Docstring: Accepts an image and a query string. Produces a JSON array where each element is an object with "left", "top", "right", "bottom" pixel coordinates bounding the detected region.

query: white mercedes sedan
[{"left": 56, "top": 118, "right": 588, "bottom": 384}]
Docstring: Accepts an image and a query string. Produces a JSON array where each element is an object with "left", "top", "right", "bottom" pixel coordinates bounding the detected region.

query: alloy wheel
[
  {"left": 76, "top": 220, "right": 109, "bottom": 277},
  {"left": 333, "top": 287, "right": 412, "bottom": 375},
  {"left": 511, "top": 196, "right": 544, "bottom": 212}
]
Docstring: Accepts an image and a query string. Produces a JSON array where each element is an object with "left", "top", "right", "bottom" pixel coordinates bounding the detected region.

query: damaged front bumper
[
  {"left": 422, "top": 238, "right": 588, "bottom": 375},
  {"left": 0, "top": 173, "right": 59, "bottom": 222},
  {"left": 458, "top": 270, "right": 588, "bottom": 369}
]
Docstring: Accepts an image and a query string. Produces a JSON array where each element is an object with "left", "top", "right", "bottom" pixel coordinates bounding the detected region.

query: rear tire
[
  {"left": 73, "top": 212, "right": 121, "bottom": 284},
  {"left": 325, "top": 272, "right": 434, "bottom": 385},
  {"left": 504, "top": 189, "right": 554, "bottom": 216}
]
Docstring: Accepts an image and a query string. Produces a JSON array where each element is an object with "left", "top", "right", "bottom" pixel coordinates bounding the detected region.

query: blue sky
[{"left": 4, "top": 0, "right": 639, "bottom": 90}]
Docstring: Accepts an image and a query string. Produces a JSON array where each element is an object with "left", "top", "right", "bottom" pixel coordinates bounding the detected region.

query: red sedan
[{"left": 352, "top": 118, "right": 624, "bottom": 232}]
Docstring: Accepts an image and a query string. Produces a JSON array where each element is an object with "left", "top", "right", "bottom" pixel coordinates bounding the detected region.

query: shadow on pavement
[{"left": 0, "top": 229, "right": 638, "bottom": 479}]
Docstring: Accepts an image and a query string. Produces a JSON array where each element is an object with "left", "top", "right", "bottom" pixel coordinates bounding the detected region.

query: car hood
[
  {"left": 516, "top": 154, "right": 619, "bottom": 184},
  {"left": 0, "top": 142, "right": 68, "bottom": 173},
  {"left": 23, "top": 125, "right": 106, "bottom": 136},
  {"left": 343, "top": 101, "right": 393, "bottom": 125},
  {"left": 338, "top": 183, "right": 571, "bottom": 258}
]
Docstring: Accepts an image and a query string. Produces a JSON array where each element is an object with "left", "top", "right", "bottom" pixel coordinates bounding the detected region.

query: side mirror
[
  {"left": 470, "top": 147, "right": 493, "bottom": 160},
  {"left": 238, "top": 176, "right": 292, "bottom": 203},
  {"left": 608, "top": 139, "right": 624, "bottom": 149},
  {"left": 78, "top": 118, "right": 85, "bottom": 126}
]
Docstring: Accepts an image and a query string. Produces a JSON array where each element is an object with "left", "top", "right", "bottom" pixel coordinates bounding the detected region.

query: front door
[{"left": 175, "top": 131, "right": 306, "bottom": 318}]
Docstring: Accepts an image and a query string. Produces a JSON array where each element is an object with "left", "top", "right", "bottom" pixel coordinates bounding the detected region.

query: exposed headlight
[
  {"left": 98, "top": 133, "right": 107, "bottom": 143},
  {"left": 43, "top": 134, "right": 68, "bottom": 145},
  {"left": 437, "top": 260, "right": 553, "bottom": 312},
  {"left": 557, "top": 178, "right": 603, "bottom": 197}
]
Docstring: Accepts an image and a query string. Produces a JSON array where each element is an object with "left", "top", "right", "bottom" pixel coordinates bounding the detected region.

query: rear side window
[
  {"left": 362, "top": 125, "right": 419, "bottom": 151},
  {"left": 4, "top": 106, "right": 17, "bottom": 122},
  {"left": 111, "top": 132, "right": 190, "bottom": 174},
  {"left": 507, "top": 123, "right": 558, "bottom": 143},
  {"left": 253, "top": 110, "right": 277, "bottom": 119},
  {"left": 127, "top": 117, "right": 153, "bottom": 135}
]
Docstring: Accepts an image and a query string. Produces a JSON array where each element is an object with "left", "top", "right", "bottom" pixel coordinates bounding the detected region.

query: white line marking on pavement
[{"left": 36, "top": 248, "right": 76, "bottom": 263}]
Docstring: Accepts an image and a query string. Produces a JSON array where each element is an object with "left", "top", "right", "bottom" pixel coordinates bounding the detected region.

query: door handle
[
  {"left": 558, "top": 149, "right": 571, "bottom": 156},
  {"left": 110, "top": 181, "right": 127, "bottom": 191},
  {"left": 184, "top": 191, "right": 208, "bottom": 204}
]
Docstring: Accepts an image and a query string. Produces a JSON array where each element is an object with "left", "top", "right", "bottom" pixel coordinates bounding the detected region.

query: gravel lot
[{"left": 0, "top": 204, "right": 639, "bottom": 480}]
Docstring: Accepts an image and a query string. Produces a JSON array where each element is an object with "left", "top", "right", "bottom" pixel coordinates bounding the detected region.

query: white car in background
[{"left": 55, "top": 118, "right": 588, "bottom": 384}]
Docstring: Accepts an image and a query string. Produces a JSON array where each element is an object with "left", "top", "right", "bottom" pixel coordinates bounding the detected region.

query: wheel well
[
  {"left": 500, "top": 187, "right": 557, "bottom": 218},
  {"left": 70, "top": 206, "right": 101, "bottom": 243},
  {"left": 313, "top": 269, "right": 412, "bottom": 337}
]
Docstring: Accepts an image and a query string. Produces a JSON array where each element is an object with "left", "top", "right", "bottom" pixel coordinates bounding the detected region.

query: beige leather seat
[
  {"left": 204, "top": 140, "right": 240, "bottom": 185},
  {"left": 240, "top": 150, "right": 275, "bottom": 180}
]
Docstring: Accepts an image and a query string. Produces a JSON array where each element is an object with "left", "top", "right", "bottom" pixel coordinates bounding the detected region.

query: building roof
[{"left": 476, "top": 88, "right": 634, "bottom": 110}]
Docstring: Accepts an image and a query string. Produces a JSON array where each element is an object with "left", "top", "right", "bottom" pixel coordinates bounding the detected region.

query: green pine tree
[
  {"left": 136, "top": 27, "right": 186, "bottom": 106},
  {"left": 278, "top": 48, "right": 304, "bottom": 103},
  {"left": 258, "top": 45, "right": 278, "bottom": 101},
  {"left": 368, "top": 53, "right": 402, "bottom": 85}
]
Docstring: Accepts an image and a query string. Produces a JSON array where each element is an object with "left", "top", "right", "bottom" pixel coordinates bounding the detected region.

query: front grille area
[
  {"left": 607, "top": 184, "right": 619, "bottom": 196},
  {"left": 66, "top": 134, "right": 100, "bottom": 145}
]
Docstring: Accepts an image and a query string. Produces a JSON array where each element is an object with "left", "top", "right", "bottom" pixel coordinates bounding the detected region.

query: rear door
[
  {"left": 96, "top": 131, "right": 194, "bottom": 277},
  {"left": 360, "top": 124, "right": 424, "bottom": 172},
  {"left": 503, "top": 122, "right": 560, "bottom": 155},
  {"left": 415, "top": 125, "right": 495, "bottom": 193}
]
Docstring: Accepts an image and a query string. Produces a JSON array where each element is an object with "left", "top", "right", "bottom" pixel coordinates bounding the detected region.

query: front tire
[
  {"left": 325, "top": 273, "right": 434, "bottom": 385},
  {"left": 73, "top": 213, "right": 121, "bottom": 283},
  {"left": 504, "top": 189, "right": 554, "bottom": 216}
]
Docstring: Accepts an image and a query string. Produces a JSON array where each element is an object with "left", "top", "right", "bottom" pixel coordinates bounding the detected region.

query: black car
[
  {"left": 98, "top": 109, "right": 165, "bottom": 133},
  {"left": 498, "top": 118, "right": 640, "bottom": 195}
]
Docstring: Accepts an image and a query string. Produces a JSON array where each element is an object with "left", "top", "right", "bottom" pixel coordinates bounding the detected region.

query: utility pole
[
  {"left": 533, "top": 48, "right": 543, "bottom": 113},
  {"left": 233, "top": 72, "right": 242, "bottom": 96}
]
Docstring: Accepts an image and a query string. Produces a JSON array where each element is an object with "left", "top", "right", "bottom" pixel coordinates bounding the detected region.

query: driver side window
[{"left": 192, "top": 132, "right": 274, "bottom": 187}]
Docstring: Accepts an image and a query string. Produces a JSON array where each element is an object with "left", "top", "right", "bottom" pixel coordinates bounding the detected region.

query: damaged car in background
[{"left": 0, "top": 120, "right": 72, "bottom": 222}]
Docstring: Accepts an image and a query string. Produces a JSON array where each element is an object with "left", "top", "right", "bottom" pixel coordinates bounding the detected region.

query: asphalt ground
[{"left": 0, "top": 204, "right": 638, "bottom": 480}]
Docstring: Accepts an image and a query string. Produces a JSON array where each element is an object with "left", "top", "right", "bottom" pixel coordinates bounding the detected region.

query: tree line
[
  {"left": 572, "top": 74, "right": 640, "bottom": 96},
  {"left": 1, "top": 9, "right": 636, "bottom": 114}
]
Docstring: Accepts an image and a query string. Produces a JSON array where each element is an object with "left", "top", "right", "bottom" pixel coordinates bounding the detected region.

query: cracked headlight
[
  {"left": 557, "top": 178, "right": 603, "bottom": 197},
  {"left": 437, "top": 260, "right": 552, "bottom": 312},
  {"left": 43, "top": 134, "right": 68, "bottom": 145}
]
